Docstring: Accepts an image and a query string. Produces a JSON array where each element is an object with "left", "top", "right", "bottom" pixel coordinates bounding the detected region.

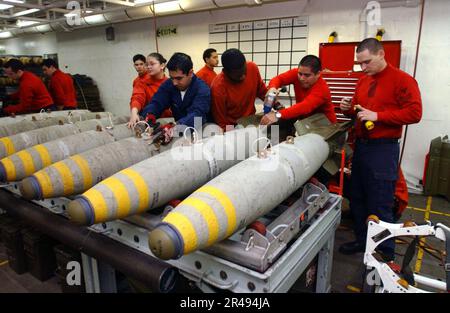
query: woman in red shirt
[{"left": 128, "top": 53, "right": 168, "bottom": 127}]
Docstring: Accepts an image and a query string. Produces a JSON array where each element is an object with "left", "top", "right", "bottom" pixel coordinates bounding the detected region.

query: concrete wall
[{"left": 1, "top": 0, "right": 449, "bottom": 191}]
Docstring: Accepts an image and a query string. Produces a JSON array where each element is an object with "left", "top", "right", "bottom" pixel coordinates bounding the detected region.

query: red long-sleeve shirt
[
  {"left": 130, "top": 73, "right": 167, "bottom": 112},
  {"left": 347, "top": 64, "right": 422, "bottom": 139},
  {"left": 211, "top": 62, "right": 268, "bottom": 129},
  {"left": 4, "top": 71, "right": 53, "bottom": 115},
  {"left": 196, "top": 65, "right": 217, "bottom": 87},
  {"left": 268, "top": 68, "right": 337, "bottom": 123},
  {"left": 48, "top": 69, "right": 77, "bottom": 109}
]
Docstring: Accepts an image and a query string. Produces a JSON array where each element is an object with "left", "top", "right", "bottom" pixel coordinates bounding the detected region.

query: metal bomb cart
[
  {"left": 0, "top": 114, "right": 347, "bottom": 293},
  {"left": 0, "top": 179, "right": 341, "bottom": 293}
]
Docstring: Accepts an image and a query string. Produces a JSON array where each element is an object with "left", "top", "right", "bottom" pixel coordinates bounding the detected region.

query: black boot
[{"left": 339, "top": 241, "right": 366, "bottom": 255}]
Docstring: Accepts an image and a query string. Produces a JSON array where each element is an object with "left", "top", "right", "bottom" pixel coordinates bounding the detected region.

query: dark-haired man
[
  {"left": 260, "top": 55, "right": 336, "bottom": 125},
  {"left": 210, "top": 48, "right": 267, "bottom": 130},
  {"left": 196, "top": 48, "right": 219, "bottom": 87},
  {"left": 2, "top": 58, "right": 54, "bottom": 115},
  {"left": 339, "top": 38, "right": 422, "bottom": 260},
  {"left": 42, "top": 58, "right": 77, "bottom": 110},
  {"left": 141, "top": 52, "right": 210, "bottom": 142}
]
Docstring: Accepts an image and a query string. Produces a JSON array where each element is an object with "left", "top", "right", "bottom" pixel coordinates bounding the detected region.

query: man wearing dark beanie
[{"left": 210, "top": 48, "right": 267, "bottom": 130}]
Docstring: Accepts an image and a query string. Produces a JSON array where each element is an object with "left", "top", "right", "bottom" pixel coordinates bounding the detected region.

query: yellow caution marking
[
  {"left": 181, "top": 197, "right": 219, "bottom": 247},
  {"left": 70, "top": 155, "right": 93, "bottom": 191},
  {"left": 52, "top": 162, "right": 74, "bottom": 196},
  {"left": 1, "top": 158, "right": 16, "bottom": 181},
  {"left": 83, "top": 189, "right": 109, "bottom": 223},
  {"left": 414, "top": 197, "right": 432, "bottom": 273},
  {"left": 100, "top": 177, "right": 131, "bottom": 219},
  {"left": 121, "top": 168, "right": 150, "bottom": 213},
  {"left": 33, "top": 145, "right": 53, "bottom": 169},
  {"left": 0, "top": 137, "right": 15, "bottom": 156},
  {"left": 163, "top": 212, "right": 197, "bottom": 254},
  {"left": 406, "top": 206, "right": 450, "bottom": 218},
  {"left": 346, "top": 285, "right": 361, "bottom": 293},
  {"left": 196, "top": 185, "right": 237, "bottom": 237},
  {"left": 34, "top": 171, "right": 53, "bottom": 198},
  {"left": 0, "top": 260, "right": 9, "bottom": 267},
  {"left": 16, "top": 150, "right": 35, "bottom": 177}
]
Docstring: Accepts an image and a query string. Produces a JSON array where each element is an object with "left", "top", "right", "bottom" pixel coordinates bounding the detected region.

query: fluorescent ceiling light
[
  {"left": 134, "top": 0, "right": 153, "bottom": 4},
  {"left": 154, "top": 1, "right": 180, "bottom": 13},
  {"left": 84, "top": 14, "right": 106, "bottom": 24},
  {"left": 16, "top": 20, "right": 39, "bottom": 27},
  {"left": 134, "top": 0, "right": 181, "bottom": 12},
  {"left": 0, "top": 4, "right": 13, "bottom": 10},
  {"left": 64, "top": 9, "right": 94, "bottom": 17},
  {"left": 4, "top": 0, "right": 24, "bottom": 3},
  {"left": 0, "top": 31, "right": 12, "bottom": 38},
  {"left": 36, "top": 24, "right": 51, "bottom": 32},
  {"left": 13, "top": 8, "right": 40, "bottom": 17}
]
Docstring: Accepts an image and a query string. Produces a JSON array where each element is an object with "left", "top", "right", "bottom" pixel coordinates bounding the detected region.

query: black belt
[{"left": 356, "top": 138, "right": 400, "bottom": 144}]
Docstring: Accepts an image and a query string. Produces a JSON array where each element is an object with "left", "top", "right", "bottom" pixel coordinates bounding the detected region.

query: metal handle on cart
[{"left": 199, "top": 271, "right": 239, "bottom": 290}]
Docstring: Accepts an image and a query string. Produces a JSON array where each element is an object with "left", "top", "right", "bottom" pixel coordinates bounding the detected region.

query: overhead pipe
[
  {"left": 399, "top": 0, "right": 425, "bottom": 165},
  {"left": 0, "top": 188, "right": 177, "bottom": 293},
  {"left": 2, "top": 0, "right": 296, "bottom": 37}
]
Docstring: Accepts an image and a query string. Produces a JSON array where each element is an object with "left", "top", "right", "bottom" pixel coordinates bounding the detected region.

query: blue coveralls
[
  {"left": 350, "top": 138, "right": 399, "bottom": 259},
  {"left": 141, "top": 74, "right": 211, "bottom": 128}
]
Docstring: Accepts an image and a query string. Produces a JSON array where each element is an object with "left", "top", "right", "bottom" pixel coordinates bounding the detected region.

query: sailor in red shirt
[
  {"left": 42, "top": 59, "right": 77, "bottom": 110},
  {"left": 196, "top": 48, "right": 219, "bottom": 87},
  {"left": 128, "top": 53, "right": 169, "bottom": 127},
  {"left": 211, "top": 49, "right": 267, "bottom": 130},
  {"left": 260, "top": 55, "right": 337, "bottom": 125},
  {"left": 2, "top": 59, "right": 54, "bottom": 115},
  {"left": 339, "top": 38, "right": 422, "bottom": 260}
]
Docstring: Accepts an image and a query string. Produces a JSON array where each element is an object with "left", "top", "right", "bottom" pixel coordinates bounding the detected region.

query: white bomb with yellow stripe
[
  {"left": 0, "top": 124, "right": 133, "bottom": 182},
  {"left": 66, "top": 126, "right": 265, "bottom": 226},
  {"left": 20, "top": 132, "right": 175, "bottom": 200},
  {"left": 0, "top": 116, "right": 128, "bottom": 159},
  {"left": 0, "top": 117, "right": 66, "bottom": 138},
  {"left": 0, "top": 111, "right": 113, "bottom": 136},
  {"left": 148, "top": 133, "right": 330, "bottom": 260},
  {"left": 0, "top": 109, "right": 90, "bottom": 126}
]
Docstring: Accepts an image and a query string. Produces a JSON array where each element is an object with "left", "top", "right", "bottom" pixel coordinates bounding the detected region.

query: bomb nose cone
[
  {"left": 20, "top": 176, "right": 42, "bottom": 200},
  {"left": 148, "top": 224, "right": 184, "bottom": 260},
  {"left": 67, "top": 197, "right": 94, "bottom": 226},
  {"left": 0, "top": 162, "right": 6, "bottom": 182}
]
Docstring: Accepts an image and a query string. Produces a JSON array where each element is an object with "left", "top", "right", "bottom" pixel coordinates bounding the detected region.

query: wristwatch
[{"left": 275, "top": 111, "right": 282, "bottom": 119}]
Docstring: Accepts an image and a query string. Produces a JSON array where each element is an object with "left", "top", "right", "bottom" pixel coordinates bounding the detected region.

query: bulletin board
[{"left": 209, "top": 16, "right": 309, "bottom": 97}]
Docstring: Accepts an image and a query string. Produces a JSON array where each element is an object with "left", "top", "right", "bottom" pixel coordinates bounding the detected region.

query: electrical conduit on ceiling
[{"left": 1, "top": 0, "right": 296, "bottom": 38}]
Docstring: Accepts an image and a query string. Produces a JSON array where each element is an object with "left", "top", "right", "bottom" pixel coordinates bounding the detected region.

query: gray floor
[
  {"left": 0, "top": 244, "right": 61, "bottom": 293},
  {"left": 0, "top": 193, "right": 449, "bottom": 293}
]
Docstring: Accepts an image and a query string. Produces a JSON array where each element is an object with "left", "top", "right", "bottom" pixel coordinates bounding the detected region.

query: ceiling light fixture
[
  {"left": 13, "top": 8, "right": 40, "bottom": 17},
  {"left": 16, "top": 20, "right": 39, "bottom": 27},
  {"left": 0, "top": 4, "right": 13, "bottom": 10},
  {"left": 153, "top": 0, "right": 180, "bottom": 13},
  {"left": 134, "top": 0, "right": 181, "bottom": 13},
  {"left": 0, "top": 31, "right": 13, "bottom": 38}
]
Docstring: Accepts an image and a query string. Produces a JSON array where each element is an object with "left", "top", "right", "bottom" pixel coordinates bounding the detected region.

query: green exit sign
[{"left": 157, "top": 25, "right": 177, "bottom": 37}]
